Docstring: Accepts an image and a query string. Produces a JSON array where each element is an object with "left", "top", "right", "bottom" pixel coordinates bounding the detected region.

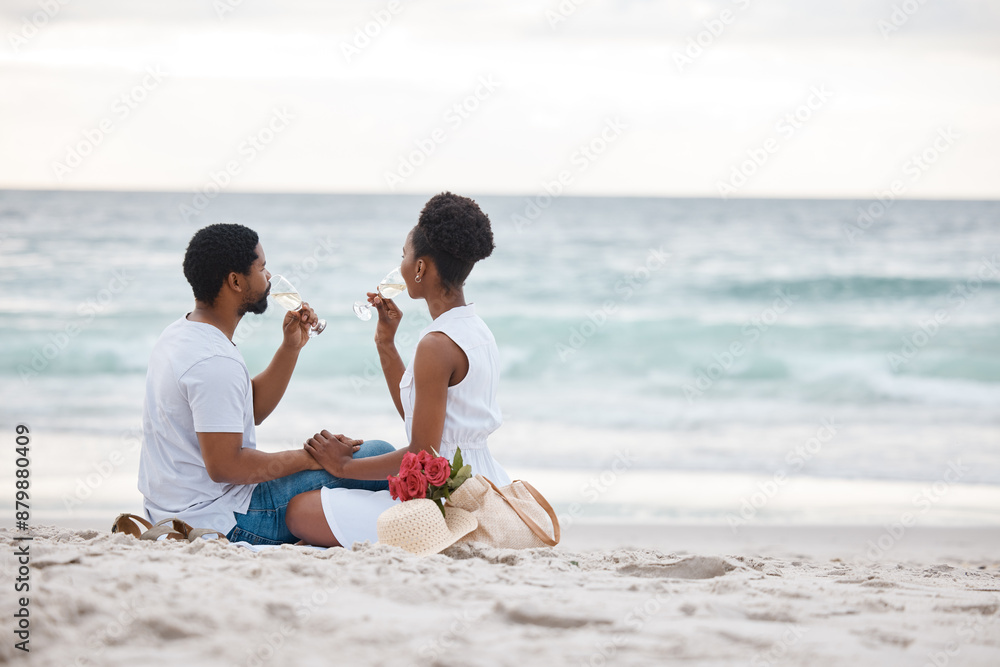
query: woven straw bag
[{"left": 446, "top": 475, "right": 560, "bottom": 549}]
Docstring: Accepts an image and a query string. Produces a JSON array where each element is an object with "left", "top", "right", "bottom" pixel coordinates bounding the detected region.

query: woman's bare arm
[
  {"left": 376, "top": 340, "right": 406, "bottom": 419},
  {"left": 370, "top": 293, "right": 406, "bottom": 418},
  {"left": 306, "top": 333, "right": 464, "bottom": 479}
]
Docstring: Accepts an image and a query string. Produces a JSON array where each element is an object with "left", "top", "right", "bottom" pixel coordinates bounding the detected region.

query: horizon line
[{"left": 2, "top": 187, "right": 999, "bottom": 203}]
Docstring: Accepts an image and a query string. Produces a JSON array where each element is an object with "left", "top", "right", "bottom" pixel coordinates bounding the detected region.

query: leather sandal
[
  {"left": 139, "top": 518, "right": 188, "bottom": 541},
  {"left": 111, "top": 513, "right": 153, "bottom": 538},
  {"left": 171, "top": 518, "right": 230, "bottom": 544},
  {"left": 185, "top": 527, "right": 229, "bottom": 543}
]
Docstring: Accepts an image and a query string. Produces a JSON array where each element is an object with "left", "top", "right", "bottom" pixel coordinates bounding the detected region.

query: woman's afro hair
[
  {"left": 415, "top": 192, "right": 494, "bottom": 263},
  {"left": 411, "top": 192, "right": 494, "bottom": 293}
]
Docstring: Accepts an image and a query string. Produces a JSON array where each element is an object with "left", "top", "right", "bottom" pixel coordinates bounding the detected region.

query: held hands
[
  {"left": 368, "top": 292, "right": 402, "bottom": 345},
  {"left": 281, "top": 302, "right": 318, "bottom": 350},
  {"left": 303, "top": 430, "right": 363, "bottom": 476}
]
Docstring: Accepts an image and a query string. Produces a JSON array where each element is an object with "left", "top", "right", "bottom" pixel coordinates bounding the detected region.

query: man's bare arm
[
  {"left": 198, "top": 432, "right": 325, "bottom": 485},
  {"left": 250, "top": 305, "right": 319, "bottom": 425}
]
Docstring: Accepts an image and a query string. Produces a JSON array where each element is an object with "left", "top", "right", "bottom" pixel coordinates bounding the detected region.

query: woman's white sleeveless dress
[{"left": 319, "top": 304, "right": 511, "bottom": 547}]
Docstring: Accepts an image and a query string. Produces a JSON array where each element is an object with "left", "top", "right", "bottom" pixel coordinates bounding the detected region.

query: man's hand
[
  {"left": 281, "top": 302, "right": 318, "bottom": 350},
  {"left": 302, "top": 437, "right": 361, "bottom": 471},
  {"left": 368, "top": 292, "right": 402, "bottom": 347},
  {"left": 198, "top": 432, "right": 344, "bottom": 485},
  {"left": 302, "top": 449, "right": 325, "bottom": 471},
  {"left": 304, "top": 430, "right": 363, "bottom": 477}
]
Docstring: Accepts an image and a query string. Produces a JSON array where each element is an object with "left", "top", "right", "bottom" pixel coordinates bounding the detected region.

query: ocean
[{"left": 1, "top": 191, "right": 998, "bottom": 529}]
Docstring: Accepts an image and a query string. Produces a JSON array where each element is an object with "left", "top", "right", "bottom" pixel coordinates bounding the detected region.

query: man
[{"left": 138, "top": 223, "right": 393, "bottom": 545}]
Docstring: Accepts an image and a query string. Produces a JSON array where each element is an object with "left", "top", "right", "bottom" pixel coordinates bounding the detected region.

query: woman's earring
[{"left": 415, "top": 274, "right": 421, "bottom": 283}]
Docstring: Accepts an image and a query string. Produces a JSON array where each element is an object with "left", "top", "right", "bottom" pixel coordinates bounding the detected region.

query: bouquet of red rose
[{"left": 387, "top": 447, "right": 472, "bottom": 516}]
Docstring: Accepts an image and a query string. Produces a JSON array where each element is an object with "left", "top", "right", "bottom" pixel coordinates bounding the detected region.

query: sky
[{"left": 1, "top": 0, "right": 998, "bottom": 198}]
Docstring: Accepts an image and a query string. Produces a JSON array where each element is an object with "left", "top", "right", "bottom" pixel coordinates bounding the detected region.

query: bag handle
[{"left": 481, "top": 477, "right": 561, "bottom": 547}]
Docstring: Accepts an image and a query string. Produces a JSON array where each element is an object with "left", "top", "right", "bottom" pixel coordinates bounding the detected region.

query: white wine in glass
[
  {"left": 269, "top": 274, "right": 327, "bottom": 337},
  {"left": 353, "top": 266, "right": 406, "bottom": 321}
]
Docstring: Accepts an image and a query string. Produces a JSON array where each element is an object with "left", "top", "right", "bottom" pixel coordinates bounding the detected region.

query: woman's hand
[
  {"left": 368, "top": 292, "right": 402, "bottom": 347},
  {"left": 281, "top": 302, "right": 318, "bottom": 350},
  {"left": 304, "top": 430, "right": 363, "bottom": 477}
]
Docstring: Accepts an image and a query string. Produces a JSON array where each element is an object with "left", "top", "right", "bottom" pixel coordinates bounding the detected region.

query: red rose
[
  {"left": 415, "top": 449, "right": 435, "bottom": 468},
  {"left": 387, "top": 475, "right": 405, "bottom": 501},
  {"left": 398, "top": 452, "right": 421, "bottom": 477},
  {"left": 424, "top": 457, "right": 451, "bottom": 486},
  {"left": 402, "top": 470, "right": 428, "bottom": 500}
]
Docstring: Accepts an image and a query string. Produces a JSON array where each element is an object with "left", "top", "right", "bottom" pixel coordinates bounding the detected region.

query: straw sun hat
[{"left": 376, "top": 499, "right": 477, "bottom": 556}]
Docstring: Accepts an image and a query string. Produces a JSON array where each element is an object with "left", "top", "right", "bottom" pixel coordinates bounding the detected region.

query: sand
[{"left": 2, "top": 524, "right": 999, "bottom": 666}]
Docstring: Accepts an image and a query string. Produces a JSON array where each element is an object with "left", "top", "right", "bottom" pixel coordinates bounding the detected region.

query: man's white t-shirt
[{"left": 137, "top": 315, "right": 257, "bottom": 536}]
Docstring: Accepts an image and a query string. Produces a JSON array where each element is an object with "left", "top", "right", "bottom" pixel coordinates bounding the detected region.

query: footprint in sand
[
  {"left": 618, "top": 556, "right": 736, "bottom": 580},
  {"left": 498, "top": 602, "right": 614, "bottom": 628},
  {"left": 933, "top": 603, "right": 1000, "bottom": 615}
]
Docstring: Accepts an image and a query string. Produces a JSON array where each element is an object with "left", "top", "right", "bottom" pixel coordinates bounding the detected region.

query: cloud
[{"left": 1, "top": 0, "right": 998, "bottom": 197}]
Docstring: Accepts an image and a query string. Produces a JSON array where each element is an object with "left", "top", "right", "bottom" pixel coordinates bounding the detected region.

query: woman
[{"left": 285, "top": 192, "right": 511, "bottom": 547}]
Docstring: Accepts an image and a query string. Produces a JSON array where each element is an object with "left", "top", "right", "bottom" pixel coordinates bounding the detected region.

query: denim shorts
[{"left": 226, "top": 439, "right": 394, "bottom": 545}]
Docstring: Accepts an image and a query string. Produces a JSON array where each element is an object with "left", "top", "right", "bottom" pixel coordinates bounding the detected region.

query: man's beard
[{"left": 239, "top": 287, "right": 270, "bottom": 316}]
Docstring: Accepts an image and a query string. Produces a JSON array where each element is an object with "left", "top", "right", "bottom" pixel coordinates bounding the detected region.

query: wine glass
[
  {"left": 269, "top": 275, "right": 327, "bottom": 337},
  {"left": 353, "top": 267, "right": 406, "bottom": 321}
]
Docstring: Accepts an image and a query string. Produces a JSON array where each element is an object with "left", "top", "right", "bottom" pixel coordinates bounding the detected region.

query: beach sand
[{"left": 2, "top": 524, "right": 999, "bottom": 666}]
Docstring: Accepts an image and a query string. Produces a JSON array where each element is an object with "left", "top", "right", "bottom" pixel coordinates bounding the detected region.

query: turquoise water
[{"left": 1, "top": 191, "right": 998, "bottom": 523}]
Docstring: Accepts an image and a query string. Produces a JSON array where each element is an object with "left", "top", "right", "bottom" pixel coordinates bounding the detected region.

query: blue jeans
[{"left": 226, "top": 440, "right": 394, "bottom": 545}]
